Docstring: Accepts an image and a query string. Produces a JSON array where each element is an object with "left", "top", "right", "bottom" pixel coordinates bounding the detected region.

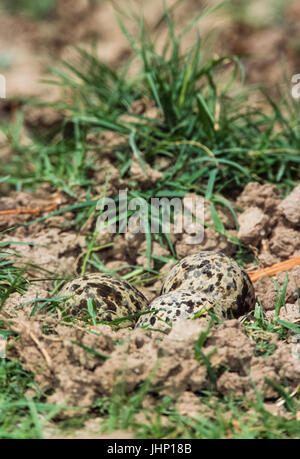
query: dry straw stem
[
  {"left": 248, "top": 256, "right": 300, "bottom": 283},
  {"left": 0, "top": 194, "right": 62, "bottom": 216}
]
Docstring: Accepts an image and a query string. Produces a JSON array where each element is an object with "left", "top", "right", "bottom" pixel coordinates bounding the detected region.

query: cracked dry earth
[{"left": 1, "top": 179, "right": 300, "bottom": 425}]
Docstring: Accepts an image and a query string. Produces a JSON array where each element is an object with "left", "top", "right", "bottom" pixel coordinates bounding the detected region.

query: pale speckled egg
[
  {"left": 161, "top": 251, "right": 255, "bottom": 318},
  {"left": 136, "top": 251, "right": 256, "bottom": 332},
  {"left": 135, "top": 290, "right": 216, "bottom": 332}
]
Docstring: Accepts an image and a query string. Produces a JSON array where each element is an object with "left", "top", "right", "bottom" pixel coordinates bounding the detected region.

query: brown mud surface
[
  {"left": 1, "top": 0, "right": 300, "bottom": 100},
  {"left": 1, "top": 0, "right": 300, "bottom": 434},
  {"left": 1, "top": 181, "right": 300, "bottom": 423}
]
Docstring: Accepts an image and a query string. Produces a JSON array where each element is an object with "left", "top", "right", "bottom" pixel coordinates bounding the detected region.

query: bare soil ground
[
  {"left": 1, "top": 0, "right": 300, "bottom": 99},
  {"left": 1, "top": 180, "right": 300, "bottom": 430},
  {"left": 0, "top": 0, "right": 300, "bottom": 438}
]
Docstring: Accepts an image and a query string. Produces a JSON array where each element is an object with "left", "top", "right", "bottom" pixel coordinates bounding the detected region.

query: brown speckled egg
[
  {"left": 161, "top": 251, "right": 255, "bottom": 318},
  {"left": 59, "top": 273, "right": 148, "bottom": 328}
]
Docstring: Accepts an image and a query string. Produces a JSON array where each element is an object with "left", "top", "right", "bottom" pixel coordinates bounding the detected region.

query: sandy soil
[
  {"left": 1, "top": 0, "right": 300, "bottom": 435},
  {"left": 1, "top": 180, "right": 300, "bottom": 423},
  {"left": 1, "top": 0, "right": 300, "bottom": 99}
]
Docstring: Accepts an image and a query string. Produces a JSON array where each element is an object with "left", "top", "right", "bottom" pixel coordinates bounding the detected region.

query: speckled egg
[
  {"left": 135, "top": 290, "right": 216, "bottom": 332},
  {"left": 161, "top": 251, "right": 255, "bottom": 318},
  {"left": 136, "top": 251, "right": 255, "bottom": 332},
  {"left": 59, "top": 273, "right": 149, "bottom": 328}
]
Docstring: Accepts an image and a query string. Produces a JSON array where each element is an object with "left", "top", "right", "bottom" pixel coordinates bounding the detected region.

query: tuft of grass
[
  {"left": 0, "top": 359, "right": 63, "bottom": 439},
  {"left": 1, "top": 2, "right": 299, "bottom": 258},
  {"left": 40, "top": 11, "right": 300, "bottom": 196},
  {"left": 0, "top": 247, "right": 28, "bottom": 310},
  {"left": 243, "top": 275, "right": 300, "bottom": 357},
  {"left": 92, "top": 388, "right": 300, "bottom": 439}
]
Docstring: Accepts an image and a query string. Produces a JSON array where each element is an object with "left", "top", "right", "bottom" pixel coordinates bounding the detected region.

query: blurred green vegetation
[{"left": 0, "top": 0, "right": 56, "bottom": 20}]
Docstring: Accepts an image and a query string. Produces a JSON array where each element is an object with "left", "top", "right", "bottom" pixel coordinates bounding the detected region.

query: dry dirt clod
[
  {"left": 130, "top": 153, "right": 163, "bottom": 186},
  {"left": 254, "top": 266, "right": 300, "bottom": 310},
  {"left": 237, "top": 207, "right": 269, "bottom": 246},
  {"left": 236, "top": 182, "right": 281, "bottom": 213},
  {"left": 278, "top": 185, "right": 300, "bottom": 227},
  {"left": 269, "top": 225, "right": 300, "bottom": 258},
  {"left": 3, "top": 312, "right": 299, "bottom": 419}
]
